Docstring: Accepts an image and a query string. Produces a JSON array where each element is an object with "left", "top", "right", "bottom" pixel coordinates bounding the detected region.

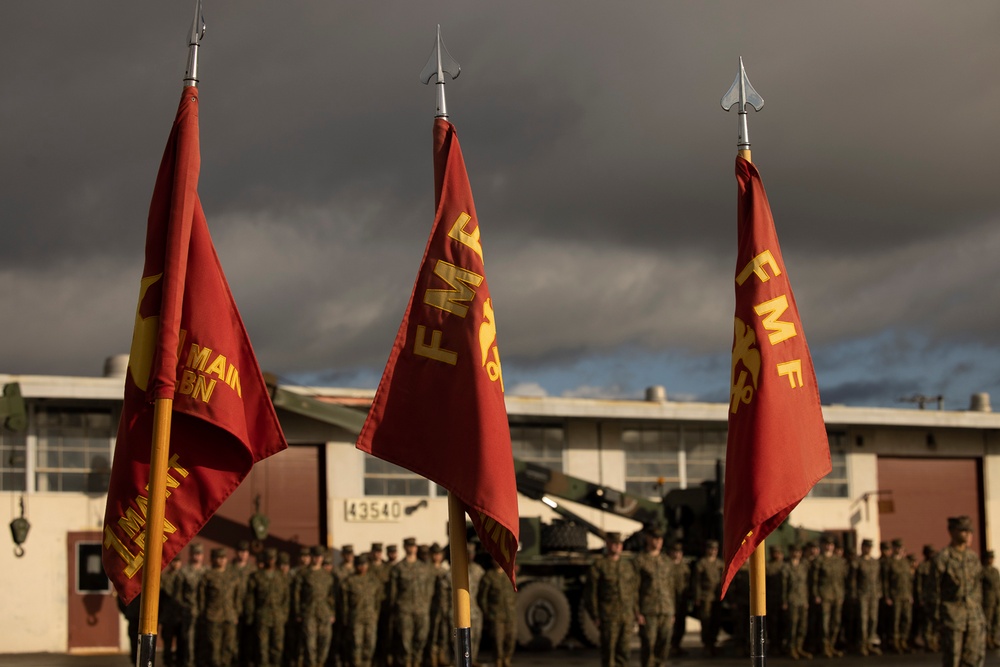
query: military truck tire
[
  {"left": 540, "top": 521, "right": 588, "bottom": 552},
  {"left": 516, "top": 581, "right": 572, "bottom": 649},
  {"left": 577, "top": 603, "right": 601, "bottom": 647}
]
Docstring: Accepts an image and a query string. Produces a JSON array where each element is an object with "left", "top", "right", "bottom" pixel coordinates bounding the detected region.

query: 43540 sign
[{"left": 344, "top": 499, "right": 403, "bottom": 523}]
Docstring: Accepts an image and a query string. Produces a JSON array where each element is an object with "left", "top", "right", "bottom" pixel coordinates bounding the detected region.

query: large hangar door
[{"left": 876, "top": 457, "right": 983, "bottom": 555}]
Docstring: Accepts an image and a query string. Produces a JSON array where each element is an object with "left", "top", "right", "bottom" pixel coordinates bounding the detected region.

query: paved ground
[{"left": 4, "top": 649, "right": 1000, "bottom": 667}]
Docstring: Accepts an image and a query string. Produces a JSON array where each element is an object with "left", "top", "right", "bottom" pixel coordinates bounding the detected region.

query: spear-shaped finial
[
  {"left": 721, "top": 57, "right": 764, "bottom": 154},
  {"left": 419, "top": 25, "right": 461, "bottom": 119},
  {"left": 183, "top": 0, "right": 206, "bottom": 88}
]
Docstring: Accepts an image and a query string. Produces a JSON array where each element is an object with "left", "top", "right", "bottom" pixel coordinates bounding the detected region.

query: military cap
[
  {"left": 190, "top": 542, "right": 204, "bottom": 554},
  {"left": 237, "top": 540, "right": 250, "bottom": 551},
  {"left": 341, "top": 544, "right": 354, "bottom": 554},
  {"left": 605, "top": 532, "right": 623, "bottom": 544},
  {"left": 278, "top": 552, "right": 291, "bottom": 565},
  {"left": 263, "top": 548, "right": 278, "bottom": 561},
  {"left": 891, "top": 538, "right": 903, "bottom": 548},
  {"left": 430, "top": 542, "right": 443, "bottom": 554},
  {"left": 356, "top": 553, "right": 372, "bottom": 567},
  {"left": 371, "top": 542, "right": 384, "bottom": 552},
  {"left": 667, "top": 541, "right": 683, "bottom": 552},
  {"left": 300, "top": 546, "right": 312, "bottom": 556},
  {"left": 211, "top": 547, "right": 227, "bottom": 559},
  {"left": 923, "top": 545, "right": 934, "bottom": 557},
  {"left": 987, "top": 550, "right": 995, "bottom": 559},
  {"left": 820, "top": 534, "right": 835, "bottom": 545},
  {"left": 948, "top": 515, "right": 974, "bottom": 531},
  {"left": 311, "top": 545, "right": 326, "bottom": 557},
  {"left": 861, "top": 538, "right": 873, "bottom": 547},
  {"left": 403, "top": 537, "right": 417, "bottom": 547},
  {"left": 704, "top": 539, "right": 719, "bottom": 549},
  {"left": 417, "top": 545, "right": 430, "bottom": 559},
  {"left": 879, "top": 541, "right": 890, "bottom": 550},
  {"left": 646, "top": 526, "right": 665, "bottom": 538},
  {"left": 387, "top": 544, "right": 398, "bottom": 553},
  {"left": 789, "top": 544, "right": 803, "bottom": 553}
]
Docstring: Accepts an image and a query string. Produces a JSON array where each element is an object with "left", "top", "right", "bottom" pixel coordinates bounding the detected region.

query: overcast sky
[{"left": 3, "top": 2, "right": 999, "bottom": 409}]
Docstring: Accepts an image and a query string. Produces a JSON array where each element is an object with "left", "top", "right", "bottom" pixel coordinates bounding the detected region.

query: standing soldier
[
  {"left": 180, "top": 543, "right": 206, "bottom": 667},
  {"left": 633, "top": 527, "right": 674, "bottom": 667},
  {"left": 982, "top": 551, "right": 1000, "bottom": 651},
  {"left": 691, "top": 539, "right": 724, "bottom": 657},
  {"left": 286, "top": 547, "right": 313, "bottom": 667},
  {"left": 386, "top": 545, "right": 399, "bottom": 567},
  {"left": 198, "top": 548, "right": 241, "bottom": 667},
  {"left": 335, "top": 545, "right": 357, "bottom": 667},
  {"left": 809, "top": 535, "right": 846, "bottom": 657},
  {"left": 233, "top": 540, "right": 254, "bottom": 667},
  {"left": 932, "top": 515, "right": 986, "bottom": 667},
  {"left": 878, "top": 540, "right": 893, "bottom": 653},
  {"left": 886, "top": 538, "right": 914, "bottom": 653},
  {"left": 339, "top": 554, "right": 383, "bottom": 667},
  {"left": 389, "top": 537, "right": 434, "bottom": 667},
  {"left": 765, "top": 545, "right": 787, "bottom": 656},
  {"left": 370, "top": 543, "right": 393, "bottom": 667},
  {"left": 915, "top": 545, "right": 939, "bottom": 652},
  {"left": 784, "top": 544, "right": 812, "bottom": 660},
  {"left": 298, "top": 546, "right": 337, "bottom": 667},
  {"left": 478, "top": 557, "right": 518, "bottom": 667},
  {"left": 428, "top": 543, "right": 452, "bottom": 667},
  {"left": 585, "top": 532, "right": 639, "bottom": 667},
  {"left": 160, "top": 556, "right": 186, "bottom": 667},
  {"left": 667, "top": 542, "right": 690, "bottom": 658},
  {"left": 854, "top": 539, "right": 883, "bottom": 656},
  {"left": 246, "top": 548, "right": 291, "bottom": 667},
  {"left": 466, "top": 542, "right": 486, "bottom": 667}
]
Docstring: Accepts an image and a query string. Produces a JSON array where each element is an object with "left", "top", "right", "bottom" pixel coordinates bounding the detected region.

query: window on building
[
  {"left": 510, "top": 424, "right": 564, "bottom": 472},
  {"left": 809, "top": 433, "right": 849, "bottom": 498},
  {"left": 623, "top": 426, "right": 681, "bottom": 497},
  {"left": 363, "top": 455, "right": 430, "bottom": 496},
  {"left": 0, "top": 428, "right": 27, "bottom": 492},
  {"left": 684, "top": 427, "right": 728, "bottom": 488},
  {"left": 35, "top": 407, "right": 113, "bottom": 493}
]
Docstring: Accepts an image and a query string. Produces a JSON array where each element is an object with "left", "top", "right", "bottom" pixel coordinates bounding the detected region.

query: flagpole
[
  {"left": 135, "top": 5, "right": 205, "bottom": 666},
  {"left": 420, "top": 25, "right": 472, "bottom": 667},
  {"left": 722, "top": 56, "right": 766, "bottom": 667}
]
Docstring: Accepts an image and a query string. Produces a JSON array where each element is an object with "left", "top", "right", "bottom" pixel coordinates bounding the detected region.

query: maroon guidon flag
[
  {"left": 357, "top": 118, "right": 519, "bottom": 586},
  {"left": 721, "top": 156, "right": 831, "bottom": 597},
  {"left": 103, "top": 88, "right": 287, "bottom": 603}
]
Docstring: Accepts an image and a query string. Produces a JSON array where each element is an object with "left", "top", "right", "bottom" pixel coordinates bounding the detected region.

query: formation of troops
[
  {"left": 136, "top": 514, "right": 997, "bottom": 667},
  {"left": 585, "top": 516, "right": 998, "bottom": 667},
  {"left": 151, "top": 537, "right": 513, "bottom": 667}
]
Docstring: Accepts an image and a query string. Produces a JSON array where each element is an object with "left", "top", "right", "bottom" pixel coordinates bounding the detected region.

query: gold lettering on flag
[
  {"left": 730, "top": 317, "right": 761, "bottom": 415},
  {"left": 423, "top": 261, "right": 484, "bottom": 318},
  {"left": 414, "top": 325, "right": 459, "bottom": 365},
  {"left": 777, "top": 360, "right": 805, "bottom": 388},
  {"left": 736, "top": 250, "right": 780, "bottom": 286},
  {"left": 447, "top": 212, "right": 483, "bottom": 262},
  {"left": 753, "top": 295, "right": 798, "bottom": 345}
]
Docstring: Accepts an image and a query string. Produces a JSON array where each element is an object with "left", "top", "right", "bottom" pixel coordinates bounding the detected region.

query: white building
[{"left": 2, "top": 360, "right": 999, "bottom": 654}]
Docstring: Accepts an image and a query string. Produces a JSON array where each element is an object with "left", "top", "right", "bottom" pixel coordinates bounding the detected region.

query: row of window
[{"left": 0, "top": 407, "right": 848, "bottom": 499}]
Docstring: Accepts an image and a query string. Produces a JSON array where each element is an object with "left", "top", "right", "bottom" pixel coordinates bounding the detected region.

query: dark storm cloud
[{"left": 2, "top": 2, "right": 999, "bottom": 406}]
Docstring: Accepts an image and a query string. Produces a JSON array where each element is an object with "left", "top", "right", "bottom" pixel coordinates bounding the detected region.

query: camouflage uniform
[
  {"left": 915, "top": 546, "right": 940, "bottom": 652},
  {"left": 887, "top": 548, "right": 914, "bottom": 652},
  {"left": 585, "top": 534, "right": 638, "bottom": 667},
  {"left": 478, "top": 566, "right": 518, "bottom": 667},
  {"left": 809, "top": 540, "right": 846, "bottom": 657},
  {"left": 981, "top": 553, "right": 1000, "bottom": 651},
  {"left": 180, "top": 556, "right": 206, "bottom": 667},
  {"left": 467, "top": 554, "right": 486, "bottom": 666},
  {"left": 298, "top": 559, "right": 337, "bottom": 667},
  {"left": 428, "top": 546, "right": 453, "bottom": 667},
  {"left": 691, "top": 544, "right": 723, "bottom": 655},
  {"left": 389, "top": 544, "right": 435, "bottom": 667},
  {"left": 160, "top": 560, "right": 186, "bottom": 667},
  {"left": 668, "top": 545, "right": 690, "bottom": 657},
  {"left": 854, "top": 544, "right": 883, "bottom": 655},
  {"left": 232, "top": 543, "right": 255, "bottom": 667},
  {"left": 336, "top": 546, "right": 357, "bottom": 667},
  {"left": 286, "top": 549, "right": 313, "bottom": 667},
  {"left": 932, "top": 517, "right": 985, "bottom": 667},
  {"left": 634, "top": 545, "right": 675, "bottom": 667},
  {"left": 246, "top": 552, "right": 291, "bottom": 667},
  {"left": 198, "top": 551, "right": 241, "bottom": 667},
  {"left": 765, "top": 549, "right": 787, "bottom": 655},
  {"left": 784, "top": 550, "right": 812, "bottom": 660},
  {"left": 339, "top": 561, "right": 383, "bottom": 667}
]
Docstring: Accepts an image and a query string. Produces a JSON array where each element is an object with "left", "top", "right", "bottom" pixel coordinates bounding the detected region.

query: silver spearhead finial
[
  {"left": 183, "top": 0, "right": 206, "bottom": 88},
  {"left": 419, "top": 25, "right": 461, "bottom": 119},
  {"left": 721, "top": 57, "right": 763, "bottom": 152}
]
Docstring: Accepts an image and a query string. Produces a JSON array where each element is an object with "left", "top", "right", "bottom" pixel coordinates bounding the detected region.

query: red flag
[
  {"left": 721, "top": 156, "right": 830, "bottom": 598},
  {"left": 357, "top": 119, "right": 519, "bottom": 585},
  {"left": 103, "top": 88, "right": 287, "bottom": 603}
]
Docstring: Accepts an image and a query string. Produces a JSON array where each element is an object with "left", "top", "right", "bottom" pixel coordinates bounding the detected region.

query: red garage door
[{"left": 876, "top": 457, "right": 983, "bottom": 556}]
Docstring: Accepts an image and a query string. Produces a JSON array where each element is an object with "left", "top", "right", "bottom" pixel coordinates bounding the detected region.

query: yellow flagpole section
[
  {"left": 138, "top": 397, "right": 173, "bottom": 636},
  {"left": 448, "top": 493, "right": 473, "bottom": 667}
]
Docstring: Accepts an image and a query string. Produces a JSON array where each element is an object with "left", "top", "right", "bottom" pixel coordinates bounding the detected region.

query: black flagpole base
[
  {"left": 750, "top": 615, "right": 766, "bottom": 667},
  {"left": 136, "top": 633, "right": 157, "bottom": 667},
  {"left": 454, "top": 626, "right": 472, "bottom": 667}
]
